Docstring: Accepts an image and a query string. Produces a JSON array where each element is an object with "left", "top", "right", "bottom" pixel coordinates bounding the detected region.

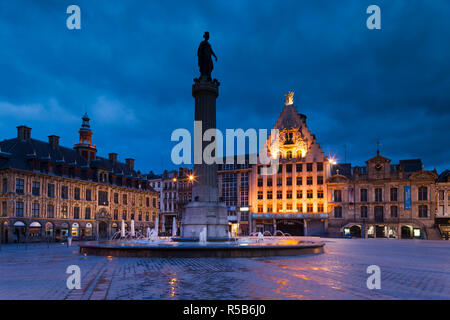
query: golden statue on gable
[{"left": 284, "top": 91, "right": 294, "bottom": 105}]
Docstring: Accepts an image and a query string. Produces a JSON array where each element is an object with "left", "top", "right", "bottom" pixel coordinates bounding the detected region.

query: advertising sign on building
[{"left": 404, "top": 185, "right": 411, "bottom": 210}]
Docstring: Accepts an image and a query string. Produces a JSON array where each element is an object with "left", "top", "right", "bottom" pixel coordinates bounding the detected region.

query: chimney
[
  {"left": 17, "top": 126, "right": 31, "bottom": 141},
  {"left": 48, "top": 135, "right": 60, "bottom": 148},
  {"left": 126, "top": 158, "right": 135, "bottom": 170},
  {"left": 109, "top": 153, "right": 118, "bottom": 163}
]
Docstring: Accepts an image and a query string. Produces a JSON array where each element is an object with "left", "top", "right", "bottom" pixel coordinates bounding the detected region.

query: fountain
[
  {"left": 172, "top": 217, "right": 177, "bottom": 237},
  {"left": 78, "top": 32, "right": 325, "bottom": 258},
  {"left": 199, "top": 227, "right": 207, "bottom": 244}
]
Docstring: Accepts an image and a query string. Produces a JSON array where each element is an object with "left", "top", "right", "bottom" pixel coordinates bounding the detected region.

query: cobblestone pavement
[{"left": 0, "top": 238, "right": 449, "bottom": 300}]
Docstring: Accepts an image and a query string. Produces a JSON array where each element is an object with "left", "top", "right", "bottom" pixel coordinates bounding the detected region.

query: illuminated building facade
[
  {"left": 0, "top": 115, "right": 158, "bottom": 243},
  {"left": 248, "top": 92, "right": 331, "bottom": 236}
]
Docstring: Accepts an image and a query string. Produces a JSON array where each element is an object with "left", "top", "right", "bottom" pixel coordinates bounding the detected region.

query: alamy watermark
[{"left": 171, "top": 122, "right": 280, "bottom": 176}]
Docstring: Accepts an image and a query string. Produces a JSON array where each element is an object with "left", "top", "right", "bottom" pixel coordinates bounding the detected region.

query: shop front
[
  {"left": 29, "top": 222, "right": 42, "bottom": 241},
  {"left": 436, "top": 218, "right": 450, "bottom": 240},
  {"left": 251, "top": 212, "right": 328, "bottom": 236}
]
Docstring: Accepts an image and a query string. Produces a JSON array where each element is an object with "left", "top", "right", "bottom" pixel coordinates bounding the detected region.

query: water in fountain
[
  {"left": 199, "top": 227, "right": 207, "bottom": 243},
  {"left": 172, "top": 217, "right": 177, "bottom": 237}
]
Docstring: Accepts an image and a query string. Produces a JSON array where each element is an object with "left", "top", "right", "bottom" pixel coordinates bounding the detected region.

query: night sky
[{"left": 0, "top": 0, "right": 449, "bottom": 174}]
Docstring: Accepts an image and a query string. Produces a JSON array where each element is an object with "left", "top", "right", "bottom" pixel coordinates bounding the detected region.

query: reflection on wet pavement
[{"left": 0, "top": 238, "right": 448, "bottom": 299}]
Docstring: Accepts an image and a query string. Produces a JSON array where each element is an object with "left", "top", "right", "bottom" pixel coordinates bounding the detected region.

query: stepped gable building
[
  {"left": 249, "top": 92, "right": 331, "bottom": 236},
  {"left": 327, "top": 151, "right": 439, "bottom": 239},
  {"left": 0, "top": 114, "right": 158, "bottom": 243}
]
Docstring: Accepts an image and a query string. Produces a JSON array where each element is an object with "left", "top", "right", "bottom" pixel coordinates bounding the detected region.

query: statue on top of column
[{"left": 197, "top": 32, "right": 218, "bottom": 81}]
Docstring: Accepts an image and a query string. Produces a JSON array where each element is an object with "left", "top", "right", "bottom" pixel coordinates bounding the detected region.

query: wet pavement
[{"left": 0, "top": 238, "right": 449, "bottom": 300}]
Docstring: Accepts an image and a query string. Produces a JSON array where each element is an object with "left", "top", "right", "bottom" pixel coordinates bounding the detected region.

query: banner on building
[{"left": 404, "top": 185, "right": 411, "bottom": 210}]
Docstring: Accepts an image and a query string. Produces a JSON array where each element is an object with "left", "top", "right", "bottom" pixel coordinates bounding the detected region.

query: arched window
[
  {"left": 278, "top": 151, "right": 283, "bottom": 159},
  {"left": 286, "top": 151, "right": 292, "bottom": 159}
]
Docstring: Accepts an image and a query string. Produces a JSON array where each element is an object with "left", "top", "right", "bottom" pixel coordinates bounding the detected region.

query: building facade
[
  {"left": 148, "top": 168, "right": 193, "bottom": 235},
  {"left": 436, "top": 170, "right": 450, "bottom": 239},
  {"left": 216, "top": 92, "right": 447, "bottom": 240},
  {"left": 0, "top": 115, "right": 158, "bottom": 243},
  {"left": 327, "top": 154, "right": 439, "bottom": 239}
]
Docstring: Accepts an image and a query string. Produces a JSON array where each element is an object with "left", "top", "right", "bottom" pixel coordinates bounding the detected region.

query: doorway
[
  {"left": 98, "top": 221, "right": 108, "bottom": 239},
  {"left": 276, "top": 220, "right": 304, "bottom": 236}
]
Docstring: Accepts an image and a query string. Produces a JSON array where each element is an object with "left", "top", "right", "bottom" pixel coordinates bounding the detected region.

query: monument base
[{"left": 180, "top": 201, "right": 229, "bottom": 240}]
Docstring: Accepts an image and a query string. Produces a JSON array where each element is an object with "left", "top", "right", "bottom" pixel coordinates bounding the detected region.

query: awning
[
  {"left": 14, "top": 221, "right": 25, "bottom": 227},
  {"left": 30, "top": 222, "right": 42, "bottom": 227}
]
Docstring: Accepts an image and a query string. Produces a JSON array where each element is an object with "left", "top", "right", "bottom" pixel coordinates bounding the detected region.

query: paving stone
[{"left": 0, "top": 239, "right": 448, "bottom": 300}]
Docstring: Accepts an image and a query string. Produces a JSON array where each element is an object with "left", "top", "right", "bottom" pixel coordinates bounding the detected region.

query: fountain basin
[{"left": 79, "top": 238, "right": 325, "bottom": 258}]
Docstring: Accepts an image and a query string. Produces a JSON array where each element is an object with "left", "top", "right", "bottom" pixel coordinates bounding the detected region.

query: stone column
[
  {"left": 192, "top": 78, "right": 220, "bottom": 202},
  {"left": 180, "top": 78, "right": 228, "bottom": 240}
]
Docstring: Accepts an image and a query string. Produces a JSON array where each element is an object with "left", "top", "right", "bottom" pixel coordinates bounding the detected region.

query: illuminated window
[
  {"left": 286, "top": 190, "right": 292, "bottom": 199},
  {"left": 286, "top": 203, "right": 293, "bottom": 211},
  {"left": 307, "top": 203, "right": 313, "bottom": 213},
  {"left": 307, "top": 190, "right": 313, "bottom": 199},
  {"left": 61, "top": 205, "right": 68, "bottom": 219},
  {"left": 287, "top": 151, "right": 292, "bottom": 159},
  {"left": 318, "top": 203, "right": 324, "bottom": 212},
  {"left": 297, "top": 190, "right": 302, "bottom": 199},
  {"left": 296, "top": 203, "right": 303, "bottom": 212}
]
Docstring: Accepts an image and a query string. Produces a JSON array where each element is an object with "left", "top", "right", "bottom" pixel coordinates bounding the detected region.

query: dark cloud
[{"left": 0, "top": 0, "right": 449, "bottom": 173}]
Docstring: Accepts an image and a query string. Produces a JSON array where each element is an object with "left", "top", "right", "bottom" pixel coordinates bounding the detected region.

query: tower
[{"left": 74, "top": 113, "right": 97, "bottom": 161}]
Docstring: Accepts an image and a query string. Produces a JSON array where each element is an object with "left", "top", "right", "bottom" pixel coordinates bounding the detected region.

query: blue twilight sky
[{"left": 0, "top": 0, "right": 449, "bottom": 174}]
